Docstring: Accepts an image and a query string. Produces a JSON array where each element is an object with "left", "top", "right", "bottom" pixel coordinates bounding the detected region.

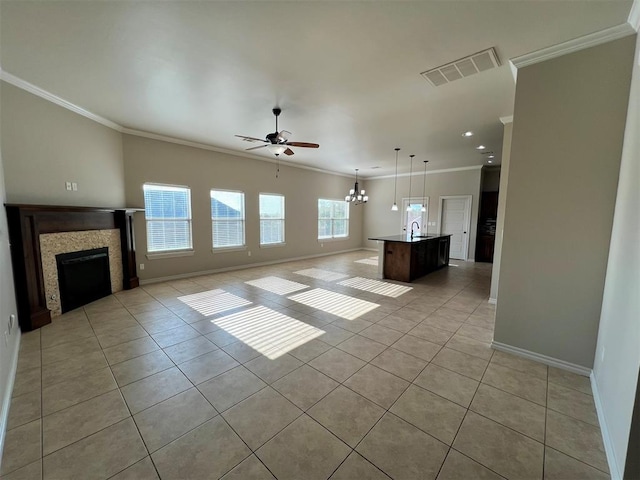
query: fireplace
[
  {"left": 56, "top": 247, "right": 112, "bottom": 313},
  {"left": 5, "top": 204, "right": 141, "bottom": 331}
]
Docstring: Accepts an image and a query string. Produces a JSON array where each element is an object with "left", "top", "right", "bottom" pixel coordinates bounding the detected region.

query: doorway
[
  {"left": 439, "top": 195, "right": 472, "bottom": 260},
  {"left": 401, "top": 198, "right": 428, "bottom": 235}
]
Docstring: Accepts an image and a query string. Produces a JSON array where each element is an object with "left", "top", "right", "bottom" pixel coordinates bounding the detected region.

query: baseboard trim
[
  {"left": 0, "top": 332, "right": 21, "bottom": 460},
  {"left": 491, "top": 341, "right": 592, "bottom": 376},
  {"left": 591, "top": 371, "right": 622, "bottom": 480},
  {"left": 139, "top": 248, "right": 365, "bottom": 285},
  {"left": 362, "top": 248, "right": 378, "bottom": 252},
  {"left": 488, "top": 297, "right": 497, "bottom": 305}
]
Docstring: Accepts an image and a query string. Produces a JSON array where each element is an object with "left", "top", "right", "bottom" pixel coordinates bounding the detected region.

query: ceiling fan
[{"left": 235, "top": 108, "right": 319, "bottom": 157}]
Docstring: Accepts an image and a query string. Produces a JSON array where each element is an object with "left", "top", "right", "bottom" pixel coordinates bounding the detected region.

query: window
[
  {"left": 211, "top": 190, "right": 245, "bottom": 249},
  {"left": 143, "top": 184, "right": 192, "bottom": 253},
  {"left": 318, "top": 199, "right": 349, "bottom": 239},
  {"left": 402, "top": 198, "right": 428, "bottom": 234},
  {"left": 259, "top": 193, "right": 285, "bottom": 245}
]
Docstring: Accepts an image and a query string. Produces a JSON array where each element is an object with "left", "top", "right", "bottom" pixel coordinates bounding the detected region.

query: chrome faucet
[{"left": 410, "top": 221, "right": 420, "bottom": 239}]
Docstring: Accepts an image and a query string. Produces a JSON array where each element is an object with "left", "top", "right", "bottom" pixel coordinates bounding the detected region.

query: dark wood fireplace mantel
[{"left": 5, "top": 204, "right": 142, "bottom": 331}]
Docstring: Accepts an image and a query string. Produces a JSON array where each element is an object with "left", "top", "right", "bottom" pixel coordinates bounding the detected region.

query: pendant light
[
  {"left": 421, "top": 160, "right": 428, "bottom": 212},
  {"left": 406, "top": 154, "right": 414, "bottom": 212},
  {"left": 391, "top": 148, "right": 400, "bottom": 211}
]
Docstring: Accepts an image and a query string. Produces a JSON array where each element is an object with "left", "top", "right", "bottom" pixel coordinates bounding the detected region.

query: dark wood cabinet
[
  {"left": 480, "top": 192, "right": 499, "bottom": 219},
  {"left": 476, "top": 191, "right": 498, "bottom": 263},
  {"left": 379, "top": 235, "right": 451, "bottom": 282},
  {"left": 477, "top": 235, "right": 495, "bottom": 263},
  {"left": 383, "top": 242, "right": 412, "bottom": 283}
]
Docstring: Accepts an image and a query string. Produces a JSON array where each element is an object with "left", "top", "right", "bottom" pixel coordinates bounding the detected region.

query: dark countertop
[{"left": 368, "top": 234, "right": 452, "bottom": 243}]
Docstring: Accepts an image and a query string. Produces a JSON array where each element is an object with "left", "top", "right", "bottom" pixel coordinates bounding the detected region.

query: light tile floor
[{"left": 1, "top": 251, "right": 609, "bottom": 479}]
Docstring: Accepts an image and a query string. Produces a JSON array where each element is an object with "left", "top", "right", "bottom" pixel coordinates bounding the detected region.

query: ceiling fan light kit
[
  {"left": 235, "top": 107, "right": 319, "bottom": 159},
  {"left": 345, "top": 169, "right": 368, "bottom": 205}
]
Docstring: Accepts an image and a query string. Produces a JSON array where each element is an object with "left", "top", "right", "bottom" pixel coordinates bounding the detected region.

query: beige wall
[
  {"left": 490, "top": 121, "right": 512, "bottom": 301},
  {"left": 0, "top": 82, "right": 125, "bottom": 208},
  {"left": 123, "top": 134, "right": 364, "bottom": 281},
  {"left": 593, "top": 32, "right": 640, "bottom": 478},
  {"left": 494, "top": 36, "right": 635, "bottom": 368},
  {"left": 362, "top": 168, "right": 482, "bottom": 259},
  {"left": 0, "top": 94, "right": 21, "bottom": 457}
]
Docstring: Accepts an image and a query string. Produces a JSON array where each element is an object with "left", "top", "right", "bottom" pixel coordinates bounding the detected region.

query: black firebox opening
[{"left": 56, "top": 247, "right": 112, "bottom": 313}]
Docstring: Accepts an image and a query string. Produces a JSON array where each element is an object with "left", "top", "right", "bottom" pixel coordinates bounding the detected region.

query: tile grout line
[
  {"left": 16, "top": 256, "right": 597, "bottom": 480},
  {"left": 432, "top": 343, "right": 495, "bottom": 479}
]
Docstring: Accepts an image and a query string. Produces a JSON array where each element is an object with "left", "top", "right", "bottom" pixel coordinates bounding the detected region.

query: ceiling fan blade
[
  {"left": 277, "top": 130, "right": 292, "bottom": 143},
  {"left": 283, "top": 148, "right": 295, "bottom": 156},
  {"left": 246, "top": 144, "right": 268, "bottom": 151},
  {"left": 235, "top": 135, "right": 267, "bottom": 143},
  {"left": 285, "top": 142, "right": 319, "bottom": 148}
]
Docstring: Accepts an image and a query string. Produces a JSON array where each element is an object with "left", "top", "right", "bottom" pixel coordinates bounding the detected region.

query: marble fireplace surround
[
  {"left": 40, "top": 230, "right": 123, "bottom": 317},
  {"left": 5, "top": 204, "right": 140, "bottom": 331}
]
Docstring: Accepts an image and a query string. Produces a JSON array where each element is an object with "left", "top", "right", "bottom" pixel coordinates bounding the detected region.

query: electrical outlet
[
  {"left": 3, "top": 330, "right": 7, "bottom": 347},
  {"left": 139, "top": 263, "right": 145, "bottom": 271},
  {"left": 65, "top": 181, "right": 72, "bottom": 191},
  {"left": 248, "top": 251, "right": 251, "bottom": 257},
  {"left": 72, "top": 182, "right": 78, "bottom": 191},
  {"left": 321, "top": 243, "right": 324, "bottom": 248}
]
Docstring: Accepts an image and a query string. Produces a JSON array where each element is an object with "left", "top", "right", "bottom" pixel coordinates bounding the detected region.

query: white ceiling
[{"left": 0, "top": 1, "right": 633, "bottom": 177}]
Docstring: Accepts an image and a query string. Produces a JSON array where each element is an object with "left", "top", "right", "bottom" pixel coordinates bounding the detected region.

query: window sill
[
  {"left": 212, "top": 246, "right": 247, "bottom": 254},
  {"left": 318, "top": 237, "right": 349, "bottom": 243},
  {"left": 260, "top": 242, "right": 286, "bottom": 249},
  {"left": 146, "top": 249, "right": 194, "bottom": 260}
]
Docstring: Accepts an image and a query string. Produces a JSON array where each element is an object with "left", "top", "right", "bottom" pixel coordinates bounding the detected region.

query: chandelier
[{"left": 345, "top": 169, "right": 368, "bottom": 205}]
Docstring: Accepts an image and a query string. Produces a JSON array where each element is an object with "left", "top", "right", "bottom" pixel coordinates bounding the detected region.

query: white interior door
[{"left": 439, "top": 196, "right": 471, "bottom": 260}]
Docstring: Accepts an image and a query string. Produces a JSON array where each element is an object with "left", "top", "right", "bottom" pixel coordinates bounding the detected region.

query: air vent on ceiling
[{"left": 421, "top": 47, "right": 501, "bottom": 87}]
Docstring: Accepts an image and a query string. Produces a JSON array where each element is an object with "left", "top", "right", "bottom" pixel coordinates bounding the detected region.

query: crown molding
[
  {"left": 629, "top": 0, "right": 640, "bottom": 31},
  {"left": 121, "top": 128, "right": 354, "bottom": 179},
  {"left": 0, "top": 69, "right": 123, "bottom": 131},
  {"left": 510, "top": 23, "right": 636, "bottom": 70},
  {"left": 500, "top": 116, "right": 513, "bottom": 125},
  {"left": 368, "top": 165, "right": 483, "bottom": 180},
  {"left": 0, "top": 69, "right": 353, "bottom": 179}
]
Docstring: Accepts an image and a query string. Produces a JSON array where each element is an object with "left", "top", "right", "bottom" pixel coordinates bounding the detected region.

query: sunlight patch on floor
[
  {"left": 178, "top": 289, "right": 252, "bottom": 316},
  {"left": 338, "top": 276, "right": 412, "bottom": 298},
  {"left": 294, "top": 268, "right": 350, "bottom": 282},
  {"left": 244, "top": 276, "right": 309, "bottom": 295},
  {"left": 354, "top": 256, "right": 379, "bottom": 266},
  {"left": 212, "top": 306, "right": 324, "bottom": 359},
  {"left": 288, "top": 288, "right": 379, "bottom": 320}
]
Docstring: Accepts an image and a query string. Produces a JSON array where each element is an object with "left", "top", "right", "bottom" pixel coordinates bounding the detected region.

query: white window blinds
[
  {"left": 143, "top": 184, "right": 192, "bottom": 252},
  {"left": 211, "top": 190, "right": 245, "bottom": 248},
  {"left": 259, "top": 194, "right": 285, "bottom": 245}
]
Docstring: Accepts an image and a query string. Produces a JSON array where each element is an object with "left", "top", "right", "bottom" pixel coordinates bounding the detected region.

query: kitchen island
[{"left": 368, "top": 234, "right": 452, "bottom": 282}]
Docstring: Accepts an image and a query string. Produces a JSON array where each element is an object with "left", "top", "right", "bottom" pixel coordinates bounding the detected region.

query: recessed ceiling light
[
  {"left": 488, "top": 155, "right": 495, "bottom": 158},
  {"left": 488, "top": 160, "right": 493, "bottom": 164},
  {"left": 462, "top": 131, "right": 473, "bottom": 137},
  {"left": 476, "top": 145, "right": 486, "bottom": 150}
]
